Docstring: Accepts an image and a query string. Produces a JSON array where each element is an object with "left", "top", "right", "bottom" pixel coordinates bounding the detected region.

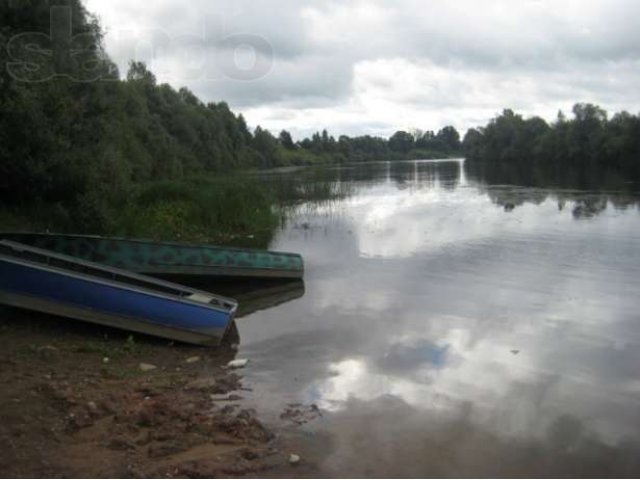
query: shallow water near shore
[{"left": 237, "top": 159, "right": 640, "bottom": 477}]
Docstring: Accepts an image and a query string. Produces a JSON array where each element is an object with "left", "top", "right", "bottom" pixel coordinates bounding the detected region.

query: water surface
[{"left": 239, "top": 159, "right": 640, "bottom": 477}]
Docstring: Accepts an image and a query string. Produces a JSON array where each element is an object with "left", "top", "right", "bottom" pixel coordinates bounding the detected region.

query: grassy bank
[
  {"left": 0, "top": 177, "right": 279, "bottom": 249},
  {"left": 115, "top": 177, "right": 278, "bottom": 247}
]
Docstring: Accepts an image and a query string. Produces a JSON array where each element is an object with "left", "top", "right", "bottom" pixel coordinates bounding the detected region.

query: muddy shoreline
[{"left": 0, "top": 307, "right": 308, "bottom": 478}]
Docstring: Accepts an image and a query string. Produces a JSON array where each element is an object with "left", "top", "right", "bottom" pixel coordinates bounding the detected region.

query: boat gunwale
[
  {"left": 0, "top": 232, "right": 305, "bottom": 265},
  {"left": 142, "top": 263, "right": 303, "bottom": 278},
  {"left": 0, "top": 241, "right": 238, "bottom": 315}
]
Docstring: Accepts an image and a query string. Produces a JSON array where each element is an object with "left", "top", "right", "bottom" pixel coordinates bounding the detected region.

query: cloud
[{"left": 84, "top": 0, "right": 640, "bottom": 137}]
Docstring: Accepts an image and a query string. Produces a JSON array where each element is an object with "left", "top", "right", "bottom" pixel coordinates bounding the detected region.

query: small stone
[
  {"left": 241, "top": 449, "right": 259, "bottom": 460},
  {"left": 289, "top": 454, "right": 301, "bottom": 465},
  {"left": 139, "top": 363, "right": 157, "bottom": 372},
  {"left": 226, "top": 358, "right": 249, "bottom": 369},
  {"left": 87, "top": 401, "right": 98, "bottom": 413},
  {"left": 185, "top": 356, "right": 200, "bottom": 364},
  {"left": 107, "top": 437, "right": 135, "bottom": 451},
  {"left": 102, "top": 357, "right": 110, "bottom": 364},
  {"left": 185, "top": 377, "right": 217, "bottom": 390},
  {"left": 37, "top": 345, "right": 58, "bottom": 353},
  {"left": 37, "top": 345, "right": 59, "bottom": 358},
  {"left": 148, "top": 442, "right": 186, "bottom": 458}
]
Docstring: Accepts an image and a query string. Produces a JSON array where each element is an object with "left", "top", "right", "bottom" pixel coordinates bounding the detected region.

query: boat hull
[
  {"left": 1, "top": 233, "right": 304, "bottom": 279},
  {"left": 0, "top": 254, "right": 235, "bottom": 346}
]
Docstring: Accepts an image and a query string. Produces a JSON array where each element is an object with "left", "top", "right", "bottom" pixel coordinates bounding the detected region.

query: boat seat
[{"left": 186, "top": 292, "right": 212, "bottom": 304}]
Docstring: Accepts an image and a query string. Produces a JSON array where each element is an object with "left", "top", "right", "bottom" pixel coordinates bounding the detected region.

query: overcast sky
[{"left": 85, "top": 0, "right": 640, "bottom": 139}]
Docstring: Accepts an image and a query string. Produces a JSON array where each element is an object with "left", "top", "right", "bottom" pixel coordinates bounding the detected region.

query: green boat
[{"left": 0, "top": 233, "right": 304, "bottom": 280}]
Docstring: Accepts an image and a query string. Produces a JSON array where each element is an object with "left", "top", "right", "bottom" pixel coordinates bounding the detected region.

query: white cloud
[{"left": 84, "top": 0, "right": 640, "bottom": 137}]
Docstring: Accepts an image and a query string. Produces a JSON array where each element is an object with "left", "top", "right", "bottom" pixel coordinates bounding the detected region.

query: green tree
[
  {"left": 278, "top": 130, "right": 295, "bottom": 150},
  {"left": 436, "top": 126, "right": 461, "bottom": 151},
  {"left": 388, "top": 131, "right": 414, "bottom": 154},
  {"left": 253, "top": 126, "right": 279, "bottom": 167}
]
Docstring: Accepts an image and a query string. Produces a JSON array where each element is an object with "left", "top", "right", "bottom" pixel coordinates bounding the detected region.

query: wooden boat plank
[
  {"left": 139, "top": 264, "right": 302, "bottom": 278},
  {"left": 0, "top": 233, "right": 304, "bottom": 279}
]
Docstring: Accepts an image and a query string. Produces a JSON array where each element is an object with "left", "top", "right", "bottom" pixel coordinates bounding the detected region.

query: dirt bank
[{"left": 0, "top": 307, "right": 292, "bottom": 478}]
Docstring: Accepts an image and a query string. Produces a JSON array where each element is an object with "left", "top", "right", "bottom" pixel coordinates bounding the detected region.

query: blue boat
[{"left": 0, "top": 240, "right": 238, "bottom": 346}]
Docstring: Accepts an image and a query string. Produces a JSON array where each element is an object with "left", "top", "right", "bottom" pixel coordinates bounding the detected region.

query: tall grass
[
  {"left": 0, "top": 177, "right": 278, "bottom": 248},
  {"left": 113, "top": 176, "right": 278, "bottom": 248}
]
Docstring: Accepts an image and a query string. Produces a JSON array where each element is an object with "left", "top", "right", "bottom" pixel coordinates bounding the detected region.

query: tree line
[
  {"left": 463, "top": 104, "right": 640, "bottom": 179},
  {"left": 268, "top": 126, "right": 462, "bottom": 165}
]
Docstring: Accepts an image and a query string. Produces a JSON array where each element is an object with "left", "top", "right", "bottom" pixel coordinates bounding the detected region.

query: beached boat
[
  {"left": 0, "top": 233, "right": 304, "bottom": 280},
  {"left": 0, "top": 240, "right": 238, "bottom": 346}
]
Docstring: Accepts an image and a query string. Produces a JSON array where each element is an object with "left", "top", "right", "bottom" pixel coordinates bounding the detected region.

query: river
[{"left": 236, "top": 159, "right": 640, "bottom": 477}]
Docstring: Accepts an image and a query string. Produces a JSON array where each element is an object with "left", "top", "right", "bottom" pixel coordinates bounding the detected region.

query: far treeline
[{"left": 463, "top": 104, "right": 640, "bottom": 179}]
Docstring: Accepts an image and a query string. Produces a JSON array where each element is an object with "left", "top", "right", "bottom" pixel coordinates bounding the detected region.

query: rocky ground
[{"left": 0, "top": 307, "right": 303, "bottom": 478}]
